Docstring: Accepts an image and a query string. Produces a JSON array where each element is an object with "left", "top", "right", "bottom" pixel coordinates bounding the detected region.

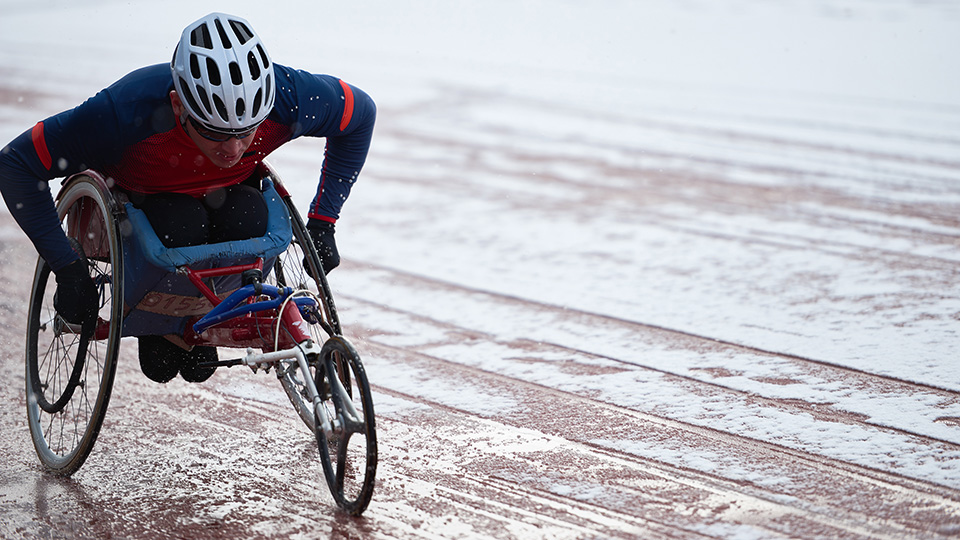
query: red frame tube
[
  {"left": 183, "top": 259, "right": 265, "bottom": 305},
  {"left": 179, "top": 257, "right": 311, "bottom": 351}
]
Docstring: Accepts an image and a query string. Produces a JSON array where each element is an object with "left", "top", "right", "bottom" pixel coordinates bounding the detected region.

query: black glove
[
  {"left": 306, "top": 219, "right": 340, "bottom": 275},
  {"left": 54, "top": 259, "right": 99, "bottom": 324}
]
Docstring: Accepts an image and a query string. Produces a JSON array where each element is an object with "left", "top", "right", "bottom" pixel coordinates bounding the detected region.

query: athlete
[{"left": 0, "top": 13, "right": 376, "bottom": 383}]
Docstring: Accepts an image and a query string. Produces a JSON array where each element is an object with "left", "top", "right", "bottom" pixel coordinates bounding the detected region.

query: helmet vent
[
  {"left": 195, "top": 84, "right": 212, "bottom": 115},
  {"left": 213, "top": 94, "right": 228, "bottom": 122},
  {"left": 247, "top": 51, "right": 261, "bottom": 80},
  {"left": 190, "top": 24, "right": 212, "bottom": 49},
  {"left": 264, "top": 74, "right": 272, "bottom": 104},
  {"left": 236, "top": 98, "right": 246, "bottom": 119},
  {"left": 207, "top": 58, "right": 222, "bottom": 86},
  {"left": 256, "top": 44, "right": 270, "bottom": 69},
  {"left": 229, "top": 62, "right": 243, "bottom": 85},
  {"left": 214, "top": 18, "right": 232, "bottom": 49},
  {"left": 229, "top": 20, "right": 254, "bottom": 45},
  {"left": 189, "top": 54, "right": 201, "bottom": 78},
  {"left": 179, "top": 77, "right": 206, "bottom": 119},
  {"left": 252, "top": 88, "right": 263, "bottom": 117}
]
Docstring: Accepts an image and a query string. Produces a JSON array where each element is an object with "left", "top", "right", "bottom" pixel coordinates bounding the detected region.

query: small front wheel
[{"left": 315, "top": 336, "right": 377, "bottom": 515}]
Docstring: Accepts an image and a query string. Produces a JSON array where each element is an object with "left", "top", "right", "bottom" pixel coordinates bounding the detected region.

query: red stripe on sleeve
[
  {"left": 31, "top": 122, "right": 53, "bottom": 170},
  {"left": 338, "top": 79, "right": 355, "bottom": 131},
  {"left": 307, "top": 214, "right": 337, "bottom": 224}
]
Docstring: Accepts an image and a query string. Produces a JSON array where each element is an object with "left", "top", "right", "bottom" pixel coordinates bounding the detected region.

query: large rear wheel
[
  {"left": 268, "top": 188, "right": 341, "bottom": 431},
  {"left": 25, "top": 174, "right": 124, "bottom": 475}
]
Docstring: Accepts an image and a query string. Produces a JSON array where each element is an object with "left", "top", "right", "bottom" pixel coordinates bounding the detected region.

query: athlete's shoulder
[
  {"left": 272, "top": 64, "right": 341, "bottom": 98},
  {"left": 45, "top": 63, "right": 176, "bottom": 163},
  {"left": 91, "top": 63, "right": 176, "bottom": 140},
  {"left": 270, "top": 64, "right": 373, "bottom": 137},
  {"left": 104, "top": 63, "right": 175, "bottom": 107}
]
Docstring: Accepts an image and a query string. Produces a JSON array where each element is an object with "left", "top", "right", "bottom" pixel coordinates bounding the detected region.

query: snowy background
[{"left": 1, "top": 0, "right": 960, "bottom": 535}]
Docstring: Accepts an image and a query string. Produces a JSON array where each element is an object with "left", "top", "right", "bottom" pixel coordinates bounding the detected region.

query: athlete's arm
[
  {"left": 273, "top": 65, "right": 376, "bottom": 223},
  {"left": 0, "top": 89, "right": 124, "bottom": 270}
]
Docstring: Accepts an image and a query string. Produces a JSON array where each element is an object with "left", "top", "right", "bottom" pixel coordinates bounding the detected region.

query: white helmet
[{"left": 171, "top": 13, "right": 275, "bottom": 132}]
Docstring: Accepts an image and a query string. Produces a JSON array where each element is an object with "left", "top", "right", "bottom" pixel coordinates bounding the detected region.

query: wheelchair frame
[{"left": 23, "top": 163, "right": 377, "bottom": 516}]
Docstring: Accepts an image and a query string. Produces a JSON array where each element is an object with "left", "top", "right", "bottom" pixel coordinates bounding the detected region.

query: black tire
[
  {"left": 259, "top": 167, "right": 376, "bottom": 513},
  {"left": 25, "top": 175, "right": 124, "bottom": 475},
  {"left": 315, "top": 336, "right": 377, "bottom": 516}
]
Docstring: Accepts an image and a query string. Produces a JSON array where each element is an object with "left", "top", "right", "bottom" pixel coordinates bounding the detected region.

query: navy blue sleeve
[
  {"left": 0, "top": 129, "right": 79, "bottom": 270},
  {"left": 272, "top": 65, "right": 376, "bottom": 222},
  {"left": 0, "top": 64, "right": 168, "bottom": 271},
  {"left": 0, "top": 90, "right": 125, "bottom": 270}
]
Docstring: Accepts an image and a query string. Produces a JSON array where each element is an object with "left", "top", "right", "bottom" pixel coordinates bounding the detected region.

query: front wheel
[
  {"left": 25, "top": 175, "right": 124, "bottom": 475},
  {"left": 315, "top": 336, "right": 377, "bottom": 515}
]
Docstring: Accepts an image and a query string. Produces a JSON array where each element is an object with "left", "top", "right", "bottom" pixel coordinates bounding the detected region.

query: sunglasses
[{"left": 185, "top": 115, "right": 259, "bottom": 142}]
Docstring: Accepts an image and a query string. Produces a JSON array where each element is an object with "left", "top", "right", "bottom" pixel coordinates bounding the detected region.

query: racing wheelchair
[{"left": 23, "top": 163, "right": 377, "bottom": 516}]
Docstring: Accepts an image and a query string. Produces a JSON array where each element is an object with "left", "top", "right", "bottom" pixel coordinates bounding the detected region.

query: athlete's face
[{"left": 169, "top": 91, "right": 256, "bottom": 168}]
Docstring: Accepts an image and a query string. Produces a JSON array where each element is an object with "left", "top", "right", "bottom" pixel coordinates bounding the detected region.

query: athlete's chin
[{"left": 212, "top": 155, "right": 242, "bottom": 168}]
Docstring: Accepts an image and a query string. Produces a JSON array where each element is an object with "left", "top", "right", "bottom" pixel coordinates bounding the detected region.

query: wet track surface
[
  {"left": 2, "top": 253, "right": 960, "bottom": 539},
  {"left": 1, "top": 230, "right": 959, "bottom": 539},
  {"left": 2, "top": 87, "right": 960, "bottom": 535},
  {"left": 2, "top": 2, "right": 960, "bottom": 538}
]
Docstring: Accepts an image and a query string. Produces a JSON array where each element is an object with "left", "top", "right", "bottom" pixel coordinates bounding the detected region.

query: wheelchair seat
[{"left": 118, "top": 177, "right": 293, "bottom": 339}]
